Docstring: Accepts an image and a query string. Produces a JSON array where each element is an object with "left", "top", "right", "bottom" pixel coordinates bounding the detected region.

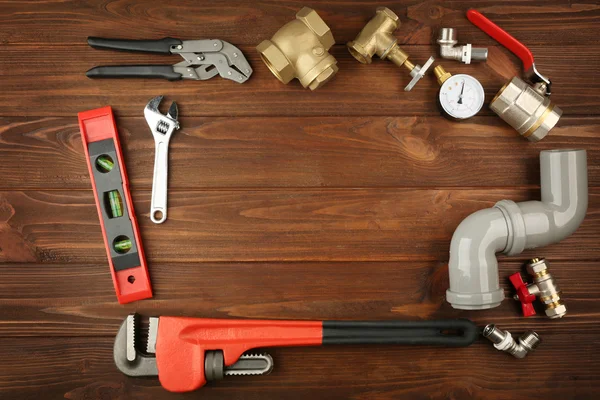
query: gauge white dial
[{"left": 438, "top": 74, "right": 485, "bottom": 120}]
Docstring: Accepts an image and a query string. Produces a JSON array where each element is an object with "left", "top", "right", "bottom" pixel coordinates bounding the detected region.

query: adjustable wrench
[
  {"left": 115, "top": 314, "right": 478, "bottom": 393},
  {"left": 144, "top": 96, "right": 179, "bottom": 224}
]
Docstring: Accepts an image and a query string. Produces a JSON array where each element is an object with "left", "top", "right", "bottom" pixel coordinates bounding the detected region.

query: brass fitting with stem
[{"left": 347, "top": 7, "right": 434, "bottom": 91}]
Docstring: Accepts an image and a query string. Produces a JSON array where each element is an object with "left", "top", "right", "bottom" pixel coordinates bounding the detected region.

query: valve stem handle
[
  {"left": 466, "top": 10, "right": 534, "bottom": 70},
  {"left": 509, "top": 272, "right": 537, "bottom": 317}
]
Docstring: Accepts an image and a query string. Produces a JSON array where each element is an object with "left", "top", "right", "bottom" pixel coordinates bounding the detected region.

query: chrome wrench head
[{"left": 144, "top": 95, "right": 180, "bottom": 224}]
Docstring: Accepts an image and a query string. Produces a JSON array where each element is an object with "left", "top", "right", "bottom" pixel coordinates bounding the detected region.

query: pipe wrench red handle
[{"left": 115, "top": 315, "right": 478, "bottom": 393}]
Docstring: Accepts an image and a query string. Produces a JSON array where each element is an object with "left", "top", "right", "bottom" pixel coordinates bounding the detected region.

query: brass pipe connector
[
  {"left": 491, "top": 77, "right": 562, "bottom": 142},
  {"left": 511, "top": 258, "right": 566, "bottom": 319},
  {"left": 256, "top": 7, "right": 338, "bottom": 90},
  {"left": 347, "top": 7, "right": 434, "bottom": 91}
]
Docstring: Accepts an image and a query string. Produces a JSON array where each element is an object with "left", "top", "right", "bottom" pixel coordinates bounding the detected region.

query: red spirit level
[{"left": 78, "top": 106, "right": 152, "bottom": 303}]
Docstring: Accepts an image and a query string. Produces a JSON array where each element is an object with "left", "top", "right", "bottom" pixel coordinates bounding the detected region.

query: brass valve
[
  {"left": 346, "top": 7, "right": 434, "bottom": 91},
  {"left": 510, "top": 258, "right": 566, "bottom": 319},
  {"left": 256, "top": 7, "right": 338, "bottom": 90},
  {"left": 490, "top": 77, "right": 562, "bottom": 142}
]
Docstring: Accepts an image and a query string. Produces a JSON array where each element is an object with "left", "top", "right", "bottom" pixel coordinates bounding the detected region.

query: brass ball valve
[
  {"left": 346, "top": 7, "right": 434, "bottom": 91},
  {"left": 468, "top": 10, "right": 561, "bottom": 142},
  {"left": 510, "top": 258, "right": 566, "bottom": 319},
  {"left": 256, "top": 7, "right": 338, "bottom": 90}
]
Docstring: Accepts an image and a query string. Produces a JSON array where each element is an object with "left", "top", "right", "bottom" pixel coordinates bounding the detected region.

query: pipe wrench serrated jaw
[
  {"left": 113, "top": 314, "right": 276, "bottom": 392},
  {"left": 114, "top": 314, "right": 158, "bottom": 377}
]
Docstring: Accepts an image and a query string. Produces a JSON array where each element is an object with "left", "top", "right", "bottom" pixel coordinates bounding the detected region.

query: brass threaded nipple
[{"left": 434, "top": 65, "right": 451, "bottom": 85}]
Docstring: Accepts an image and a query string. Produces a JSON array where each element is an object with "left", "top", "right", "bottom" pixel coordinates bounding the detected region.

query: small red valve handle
[
  {"left": 467, "top": 9, "right": 534, "bottom": 71},
  {"left": 509, "top": 272, "right": 537, "bottom": 317}
]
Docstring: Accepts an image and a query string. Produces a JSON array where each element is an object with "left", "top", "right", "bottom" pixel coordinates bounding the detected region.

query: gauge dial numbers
[{"left": 438, "top": 74, "right": 485, "bottom": 120}]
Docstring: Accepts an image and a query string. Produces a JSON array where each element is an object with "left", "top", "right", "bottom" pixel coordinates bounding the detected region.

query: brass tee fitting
[
  {"left": 511, "top": 258, "right": 566, "bottom": 319},
  {"left": 256, "top": 7, "right": 338, "bottom": 90},
  {"left": 347, "top": 7, "right": 434, "bottom": 91}
]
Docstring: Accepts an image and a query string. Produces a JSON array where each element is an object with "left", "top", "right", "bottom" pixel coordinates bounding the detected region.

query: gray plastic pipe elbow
[{"left": 446, "top": 149, "right": 588, "bottom": 310}]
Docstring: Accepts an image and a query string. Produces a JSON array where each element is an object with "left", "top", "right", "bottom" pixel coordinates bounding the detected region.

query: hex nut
[
  {"left": 256, "top": 40, "right": 295, "bottom": 84},
  {"left": 545, "top": 303, "right": 567, "bottom": 319},
  {"left": 526, "top": 260, "right": 548, "bottom": 276},
  {"left": 376, "top": 6, "right": 399, "bottom": 22},
  {"left": 307, "top": 64, "right": 339, "bottom": 90},
  {"left": 296, "top": 7, "right": 335, "bottom": 49}
]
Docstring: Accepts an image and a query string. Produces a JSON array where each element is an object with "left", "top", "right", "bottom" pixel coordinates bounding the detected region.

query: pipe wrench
[
  {"left": 115, "top": 314, "right": 478, "bottom": 393},
  {"left": 145, "top": 96, "right": 179, "bottom": 224}
]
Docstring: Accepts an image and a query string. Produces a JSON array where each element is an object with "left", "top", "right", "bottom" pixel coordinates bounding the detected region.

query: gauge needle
[{"left": 458, "top": 81, "right": 465, "bottom": 105}]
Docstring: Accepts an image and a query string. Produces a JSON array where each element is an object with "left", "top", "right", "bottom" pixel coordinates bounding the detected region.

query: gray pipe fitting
[
  {"left": 446, "top": 149, "right": 588, "bottom": 310},
  {"left": 437, "top": 28, "right": 488, "bottom": 64},
  {"left": 483, "top": 324, "right": 541, "bottom": 359},
  {"left": 490, "top": 77, "right": 562, "bottom": 142}
]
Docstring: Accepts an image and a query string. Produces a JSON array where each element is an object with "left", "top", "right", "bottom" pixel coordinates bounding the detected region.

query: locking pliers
[{"left": 86, "top": 37, "right": 252, "bottom": 83}]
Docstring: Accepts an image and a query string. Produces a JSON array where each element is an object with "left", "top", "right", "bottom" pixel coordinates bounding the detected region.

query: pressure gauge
[{"left": 434, "top": 66, "right": 484, "bottom": 120}]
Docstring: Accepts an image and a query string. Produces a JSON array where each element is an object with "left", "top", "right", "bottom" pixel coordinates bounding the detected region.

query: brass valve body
[
  {"left": 347, "top": 7, "right": 434, "bottom": 91},
  {"left": 256, "top": 7, "right": 338, "bottom": 90},
  {"left": 490, "top": 77, "right": 562, "bottom": 142}
]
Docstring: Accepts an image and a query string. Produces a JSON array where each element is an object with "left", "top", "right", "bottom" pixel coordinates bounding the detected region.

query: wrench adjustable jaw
[
  {"left": 144, "top": 95, "right": 179, "bottom": 141},
  {"left": 145, "top": 96, "right": 180, "bottom": 224}
]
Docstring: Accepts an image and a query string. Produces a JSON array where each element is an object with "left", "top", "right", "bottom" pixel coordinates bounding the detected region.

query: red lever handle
[
  {"left": 467, "top": 9, "right": 534, "bottom": 70},
  {"left": 509, "top": 272, "right": 536, "bottom": 317}
]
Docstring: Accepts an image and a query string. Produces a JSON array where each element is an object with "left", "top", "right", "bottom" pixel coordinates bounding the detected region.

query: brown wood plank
[
  {"left": 1, "top": 45, "right": 598, "bottom": 117},
  {"left": 0, "top": 261, "right": 598, "bottom": 337},
  {"left": 1, "top": 189, "right": 598, "bottom": 264},
  {"left": 1, "top": 116, "right": 599, "bottom": 190},
  {"left": 2, "top": 1, "right": 599, "bottom": 398},
  {"left": 1, "top": 0, "right": 598, "bottom": 46},
  {"left": 1, "top": 335, "right": 599, "bottom": 400}
]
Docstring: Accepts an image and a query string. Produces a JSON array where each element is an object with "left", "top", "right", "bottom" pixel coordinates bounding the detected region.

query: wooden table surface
[{"left": 1, "top": 1, "right": 599, "bottom": 399}]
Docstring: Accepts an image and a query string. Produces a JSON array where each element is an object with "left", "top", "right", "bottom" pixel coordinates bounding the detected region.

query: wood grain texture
[
  {"left": 1, "top": 0, "right": 599, "bottom": 399},
  {"left": 1, "top": 335, "right": 599, "bottom": 400},
  {"left": 1, "top": 261, "right": 599, "bottom": 337},
  {"left": 1, "top": 0, "right": 599, "bottom": 46},
  {"left": 1, "top": 45, "right": 598, "bottom": 117},
  {"left": 0, "top": 116, "right": 598, "bottom": 190},
  {"left": 1, "top": 189, "right": 599, "bottom": 263}
]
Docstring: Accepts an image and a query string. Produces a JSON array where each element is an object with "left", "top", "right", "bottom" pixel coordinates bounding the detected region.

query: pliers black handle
[
  {"left": 88, "top": 37, "right": 183, "bottom": 54},
  {"left": 86, "top": 37, "right": 184, "bottom": 80}
]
